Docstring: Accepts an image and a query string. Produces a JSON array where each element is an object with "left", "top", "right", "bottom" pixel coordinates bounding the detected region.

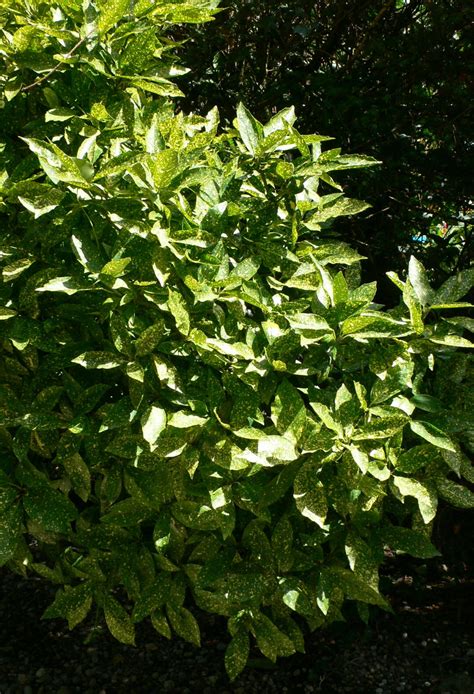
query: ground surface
[{"left": 1, "top": 557, "right": 473, "bottom": 694}]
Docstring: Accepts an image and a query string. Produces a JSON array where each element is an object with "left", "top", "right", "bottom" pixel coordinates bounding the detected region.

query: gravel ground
[{"left": 1, "top": 559, "right": 473, "bottom": 694}]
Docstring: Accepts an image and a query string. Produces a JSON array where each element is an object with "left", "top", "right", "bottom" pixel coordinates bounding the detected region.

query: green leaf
[
  {"left": 133, "top": 575, "right": 171, "bottom": 621},
  {"left": 344, "top": 532, "right": 379, "bottom": 589},
  {"left": 148, "top": 149, "right": 180, "bottom": 188},
  {"left": 353, "top": 414, "right": 408, "bottom": 440},
  {"left": 436, "top": 478, "right": 474, "bottom": 509},
  {"left": 63, "top": 453, "right": 91, "bottom": 502},
  {"left": 17, "top": 183, "right": 65, "bottom": 218},
  {"left": 20, "top": 138, "right": 88, "bottom": 186},
  {"left": 286, "top": 313, "right": 332, "bottom": 333},
  {"left": 408, "top": 256, "right": 434, "bottom": 306},
  {"left": 100, "top": 258, "right": 131, "bottom": 278},
  {"left": 67, "top": 586, "right": 93, "bottom": 629},
  {"left": 396, "top": 445, "right": 436, "bottom": 473},
  {"left": 306, "top": 197, "right": 370, "bottom": 224},
  {"left": 253, "top": 612, "right": 295, "bottom": 661},
  {"left": 225, "top": 628, "right": 250, "bottom": 680},
  {"left": 120, "top": 26, "right": 156, "bottom": 72},
  {"left": 168, "top": 411, "right": 208, "bottom": 429},
  {"left": 130, "top": 79, "right": 185, "bottom": 97},
  {"left": 135, "top": 322, "right": 165, "bottom": 356},
  {"left": 93, "top": 152, "right": 142, "bottom": 180},
  {"left": 72, "top": 352, "right": 124, "bottom": 369},
  {"left": 97, "top": 0, "right": 131, "bottom": 36},
  {"left": 376, "top": 526, "right": 440, "bottom": 559},
  {"left": 0, "top": 503, "right": 22, "bottom": 566},
  {"left": 166, "top": 605, "right": 201, "bottom": 647},
  {"left": 232, "top": 429, "right": 298, "bottom": 464},
  {"left": 278, "top": 577, "right": 314, "bottom": 617},
  {"left": 410, "top": 394, "right": 443, "bottom": 413},
  {"left": 201, "top": 336, "right": 254, "bottom": 360},
  {"left": 103, "top": 595, "right": 135, "bottom": 645},
  {"left": 403, "top": 279, "right": 424, "bottom": 334},
  {"left": 320, "top": 154, "right": 381, "bottom": 170},
  {"left": 236, "top": 103, "right": 263, "bottom": 155},
  {"left": 44, "top": 108, "right": 75, "bottom": 122},
  {"left": 43, "top": 582, "right": 93, "bottom": 629},
  {"left": 441, "top": 447, "right": 472, "bottom": 479},
  {"left": 410, "top": 421, "right": 456, "bottom": 452},
  {"left": 341, "top": 314, "right": 409, "bottom": 338},
  {"left": 145, "top": 113, "right": 165, "bottom": 155},
  {"left": 293, "top": 461, "right": 328, "bottom": 527},
  {"left": 232, "top": 257, "right": 260, "bottom": 280},
  {"left": 348, "top": 445, "right": 369, "bottom": 474},
  {"left": 309, "top": 401, "right": 342, "bottom": 435},
  {"left": 23, "top": 484, "right": 77, "bottom": 533},
  {"left": 151, "top": 610, "right": 172, "bottom": 639},
  {"left": 271, "top": 516, "right": 294, "bottom": 572},
  {"left": 429, "top": 335, "right": 473, "bottom": 348},
  {"left": 392, "top": 476, "right": 437, "bottom": 523},
  {"left": 168, "top": 289, "right": 190, "bottom": 336},
  {"left": 101, "top": 498, "right": 154, "bottom": 526},
  {"left": 141, "top": 405, "right": 167, "bottom": 445},
  {"left": 370, "top": 361, "right": 414, "bottom": 405},
  {"left": 327, "top": 567, "right": 388, "bottom": 608},
  {"left": 0, "top": 307, "right": 17, "bottom": 320},
  {"left": 35, "top": 276, "right": 92, "bottom": 295},
  {"left": 433, "top": 268, "right": 474, "bottom": 304}
]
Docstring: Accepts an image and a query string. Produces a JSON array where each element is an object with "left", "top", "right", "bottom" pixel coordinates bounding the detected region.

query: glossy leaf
[
  {"left": 168, "top": 289, "right": 190, "bottom": 336},
  {"left": 103, "top": 595, "right": 136, "bottom": 645},
  {"left": 23, "top": 484, "right": 78, "bottom": 533},
  {"left": 377, "top": 526, "right": 440, "bottom": 559},
  {"left": 294, "top": 462, "right": 328, "bottom": 527},
  {"left": 141, "top": 405, "right": 167, "bottom": 445},
  {"left": 253, "top": 612, "right": 295, "bottom": 662},
  {"left": 392, "top": 476, "right": 437, "bottom": 523},
  {"left": 167, "top": 605, "right": 201, "bottom": 647},
  {"left": 97, "top": 0, "right": 131, "bottom": 36},
  {"left": 236, "top": 102, "right": 263, "bottom": 155},
  {"left": 63, "top": 453, "right": 91, "bottom": 502},
  {"left": 225, "top": 628, "right": 250, "bottom": 680},
  {"left": 408, "top": 256, "right": 434, "bottom": 306},
  {"left": 436, "top": 478, "right": 474, "bottom": 509},
  {"left": 72, "top": 352, "right": 124, "bottom": 370},
  {"left": 43, "top": 582, "right": 93, "bottom": 630},
  {"left": 410, "top": 421, "right": 456, "bottom": 452}
]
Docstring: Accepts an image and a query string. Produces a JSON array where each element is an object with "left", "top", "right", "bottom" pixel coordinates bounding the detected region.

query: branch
[{"left": 21, "top": 35, "right": 88, "bottom": 92}]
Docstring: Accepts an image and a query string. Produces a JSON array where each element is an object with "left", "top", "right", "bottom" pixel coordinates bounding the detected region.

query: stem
[{"left": 21, "top": 36, "right": 88, "bottom": 93}]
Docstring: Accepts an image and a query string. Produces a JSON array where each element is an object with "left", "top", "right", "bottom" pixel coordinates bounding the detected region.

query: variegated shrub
[{"left": 0, "top": 0, "right": 473, "bottom": 680}]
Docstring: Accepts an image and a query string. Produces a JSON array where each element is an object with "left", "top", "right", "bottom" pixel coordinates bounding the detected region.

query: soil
[{"left": 1, "top": 556, "right": 473, "bottom": 694}]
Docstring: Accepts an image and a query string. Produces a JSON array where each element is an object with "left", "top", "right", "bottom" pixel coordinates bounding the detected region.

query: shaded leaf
[
  {"left": 166, "top": 605, "right": 201, "bottom": 647},
  {"left": 225, "top": 628, "right": 250, "bottom": 680},
  {"left": 103, "top": 595, "right": 135, "bottom": 645}
]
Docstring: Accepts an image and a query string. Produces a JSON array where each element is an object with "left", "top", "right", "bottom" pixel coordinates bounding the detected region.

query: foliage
[
  {"left": 175, "top": 0, "right": 473, "bottom": 297},
  {"left": 0, "top": 0, "right": 473, "bottom": 681}
]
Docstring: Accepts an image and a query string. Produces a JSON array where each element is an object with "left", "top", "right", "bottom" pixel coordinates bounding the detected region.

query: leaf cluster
[{"left": 176, "top": 0, "right": 473, "bottom": 292}]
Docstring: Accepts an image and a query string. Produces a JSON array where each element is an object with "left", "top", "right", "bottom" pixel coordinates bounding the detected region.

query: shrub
[{"left": 0, "top": 0, "right": 473, "bottom": 680}]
